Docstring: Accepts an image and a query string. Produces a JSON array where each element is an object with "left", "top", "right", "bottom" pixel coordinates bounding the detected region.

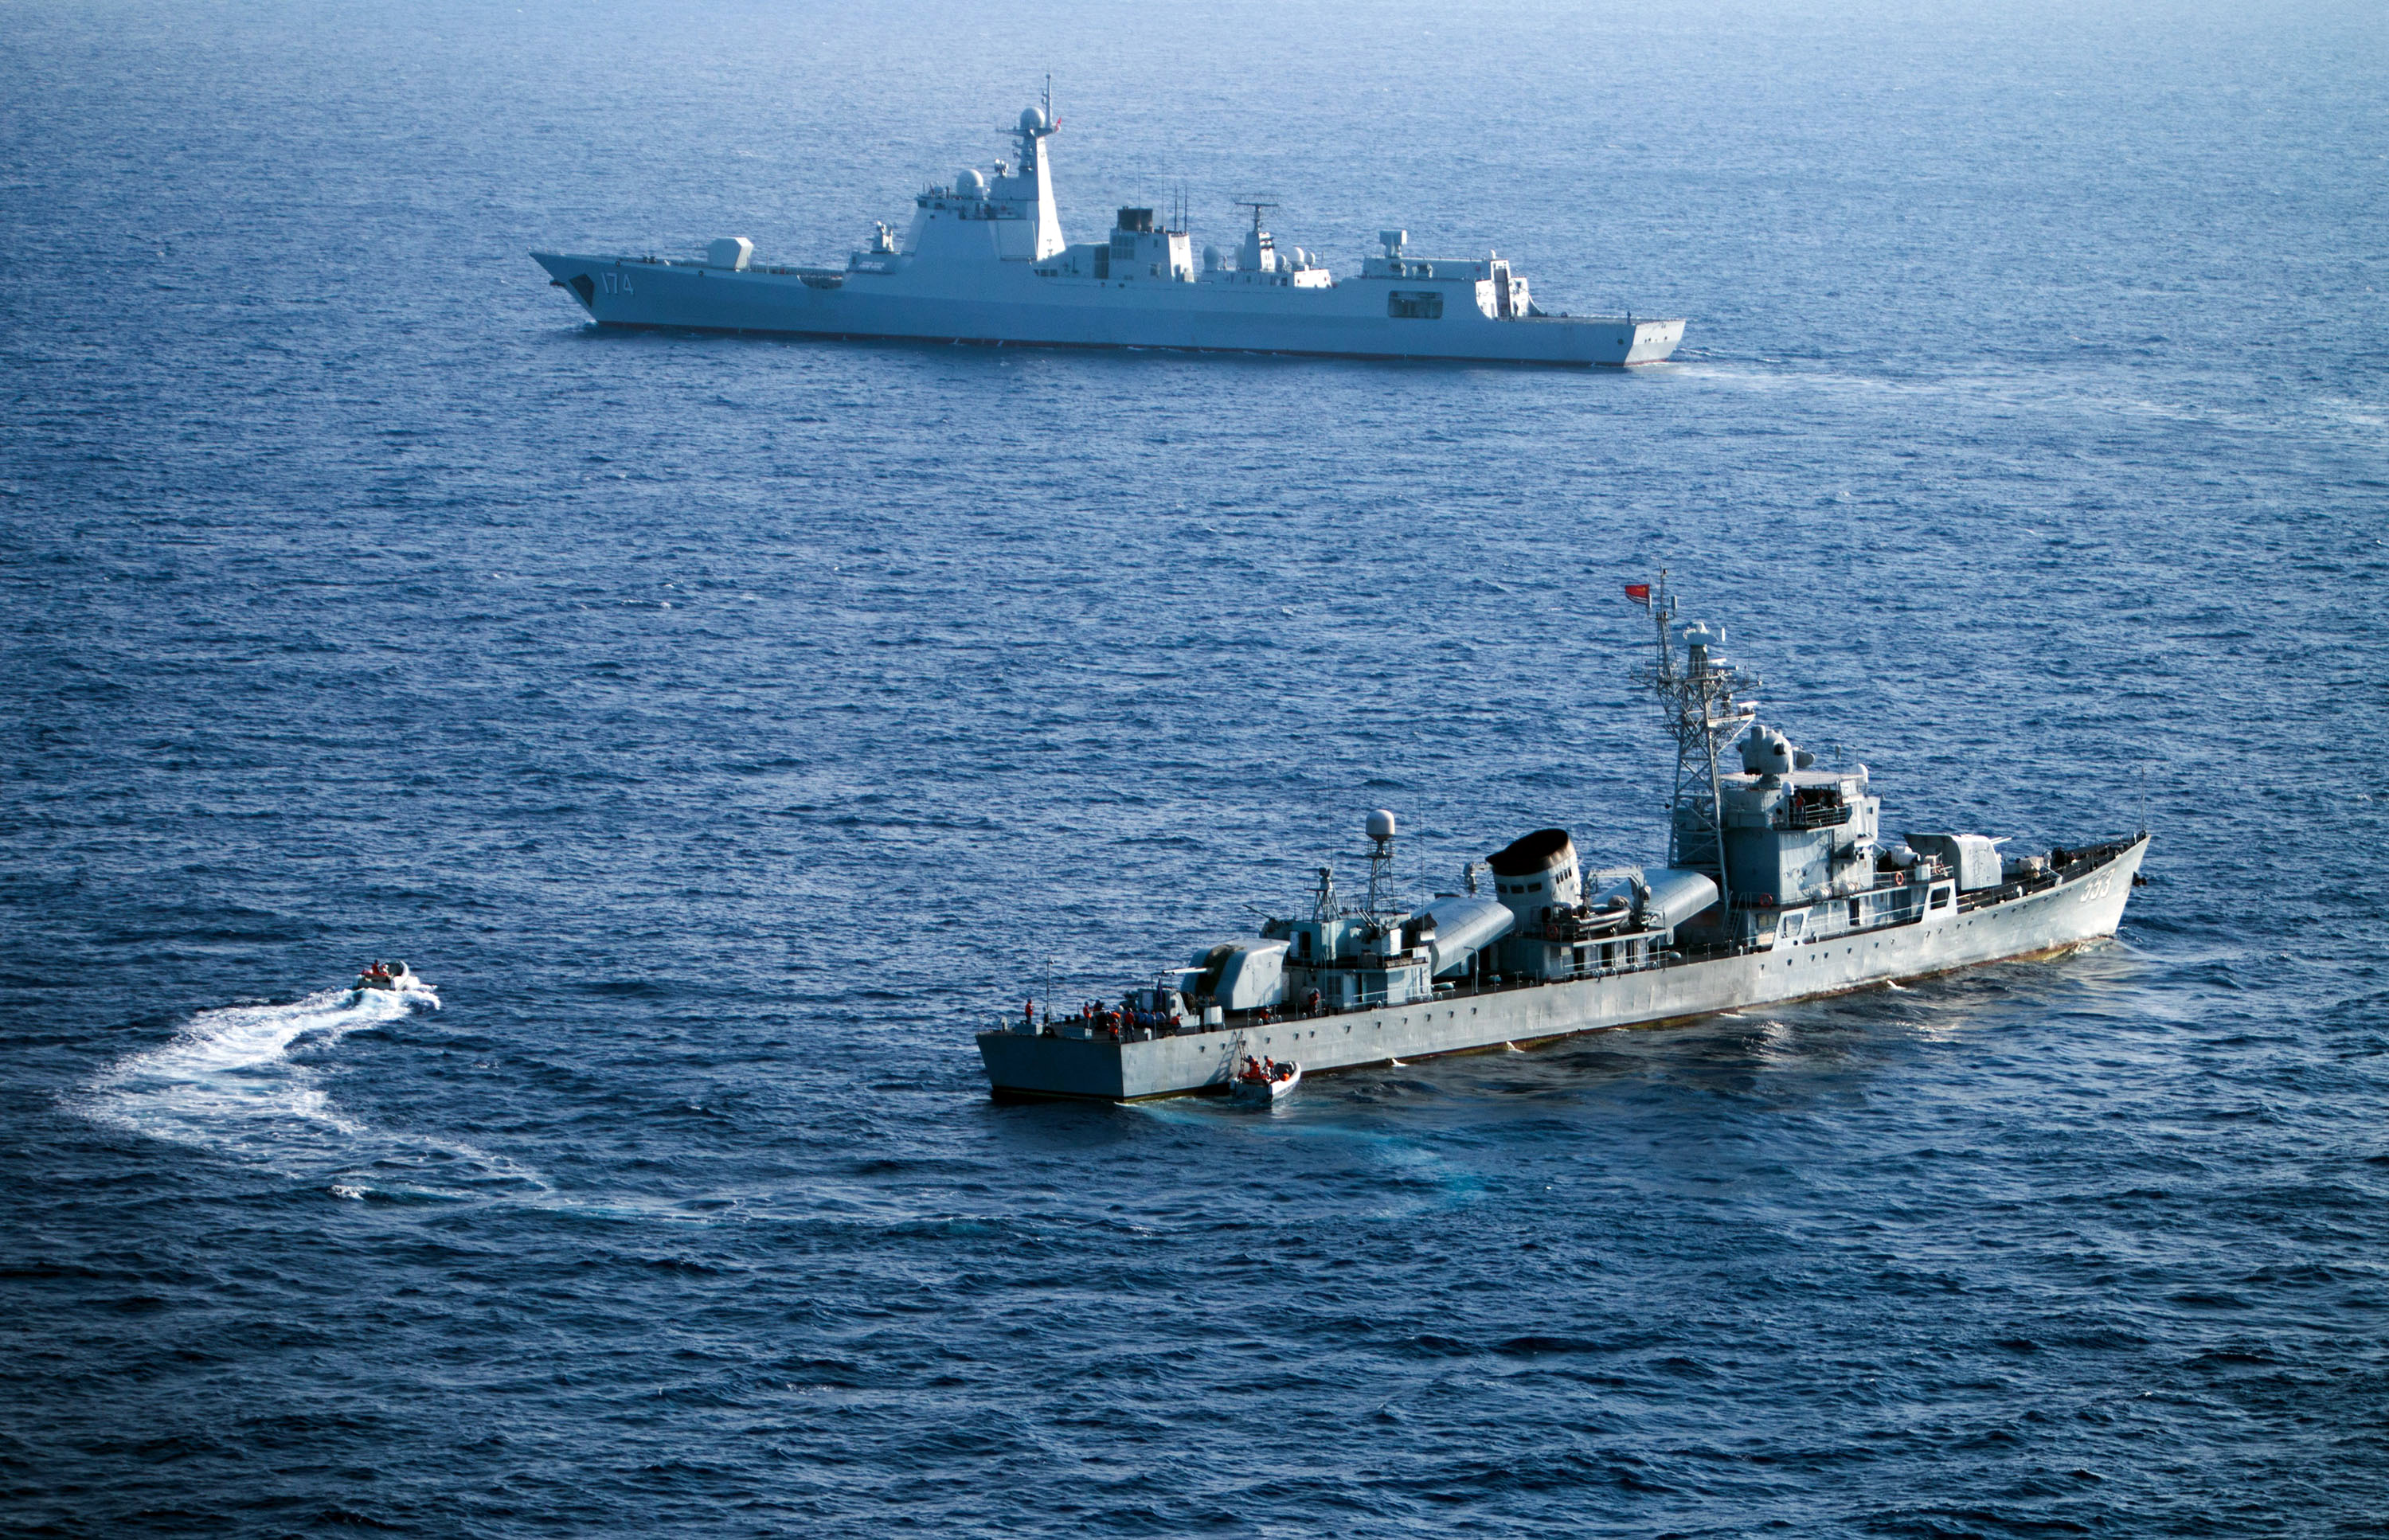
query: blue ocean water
[{"left": 5, "top": 0, "right": 2388, "bottom": 1532}]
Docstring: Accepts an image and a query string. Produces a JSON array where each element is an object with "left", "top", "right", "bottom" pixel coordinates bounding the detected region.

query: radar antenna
[
  {"left": 1230, "top": 197, "right": 1282, "bottom": 273},
  {"left": 1364, "top": 810, "right": 1400, "bottom": 917},
  {"left": 1637, "top": 570, "right": 1761, "bottom": 924}
]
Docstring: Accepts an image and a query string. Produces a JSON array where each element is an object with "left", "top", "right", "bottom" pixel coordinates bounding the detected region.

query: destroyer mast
[{"left": 1640, "top": 573, "right": 1762, "bottom": 923}]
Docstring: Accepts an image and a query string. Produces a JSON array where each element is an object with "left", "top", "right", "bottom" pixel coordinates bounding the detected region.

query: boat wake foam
[{"left": 80, "top": 977, "right": 545, "bottom": 1200}]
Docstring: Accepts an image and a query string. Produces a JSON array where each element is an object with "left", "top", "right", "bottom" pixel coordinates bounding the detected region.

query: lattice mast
[
  {"left": 1305, "top": 809, "right": 1396, "bottom": 930},
  {"left": 1363, "top": 810, "right": 1400, "bottom": 918},
  {"left": 1637, "top": 573, "right": 1761, "bottom": 919}
]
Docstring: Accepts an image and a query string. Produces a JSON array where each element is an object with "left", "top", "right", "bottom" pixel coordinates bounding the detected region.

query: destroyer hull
[
  {"left": 978, "top": 837, "right": 2146, "bottom": 1102},
  {"left": 534, "top": 253, "right": 1684, "bottom": 366}
]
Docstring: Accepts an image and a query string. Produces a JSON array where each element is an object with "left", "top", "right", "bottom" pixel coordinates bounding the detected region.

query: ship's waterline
[
  {"left": 534, "top": 94, "right": 1683, "bottom": 367},
  {"left": 980, "top": 579, "right": 2146, "bottom": 1101},
  {"left": 981, "top": 836, "right": 2147, "bottom": 1101}
]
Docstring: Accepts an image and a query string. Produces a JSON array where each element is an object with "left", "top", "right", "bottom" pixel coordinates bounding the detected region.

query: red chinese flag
[{"left": 1624, "top": 583, "right": 1652, "bottom": 607}]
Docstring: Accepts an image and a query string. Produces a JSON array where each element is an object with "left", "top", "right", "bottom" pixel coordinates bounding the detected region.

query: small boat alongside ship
[
  {"left": 977, "top": 577, "right": 2149, "bottom": 1102},
  {"left": 1230, "top": 1057, "right": 1302, "bottom": 1104}
]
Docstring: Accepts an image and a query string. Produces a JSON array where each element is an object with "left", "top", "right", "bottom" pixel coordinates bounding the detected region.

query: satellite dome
[
  {"left": 1202, "top": 244, "right": 1223, "bottom": 272},
  {"left": 1366, "top": 809, "right": 1398, "bottom": 842},
  {"left": 1019, "top": 105, "right": 1047, "bottom": 135},
  {"left": 955, "top": 167, "right": 987, "bottom": 198}
]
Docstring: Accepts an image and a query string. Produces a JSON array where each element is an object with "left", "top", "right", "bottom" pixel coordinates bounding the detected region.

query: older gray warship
[
  {"left": 978, "top": 579, "right": 2149, "bottom": 1100},
  {"left": 533, "top": 89, "right": 1683, "bottom": 367}
]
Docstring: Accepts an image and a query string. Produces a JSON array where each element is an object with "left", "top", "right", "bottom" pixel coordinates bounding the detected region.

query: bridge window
[{"left": 1389, "top": 290, "right": 1444, "bottom": 319}]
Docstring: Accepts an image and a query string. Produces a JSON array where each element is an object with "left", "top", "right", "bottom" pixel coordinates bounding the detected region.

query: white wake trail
[{"left": 84, "top": 979, "right": 438, "bottom": 1167}]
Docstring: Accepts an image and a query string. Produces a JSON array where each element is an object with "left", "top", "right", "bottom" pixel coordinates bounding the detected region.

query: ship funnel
[{"left": 1486, "top": 828, "right": 1582, "bottom": 917}]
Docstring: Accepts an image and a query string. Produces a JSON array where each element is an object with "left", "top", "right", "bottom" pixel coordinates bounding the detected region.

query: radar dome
[
  {"left": 955, "top": 167, "right": 987, "bottom": 198},
  {"left": 1019, "top": 105, "right": 1048, "bottom": 135},
  {"left": 1366, "top": 809, "right": 1398, "bottom": 842}
]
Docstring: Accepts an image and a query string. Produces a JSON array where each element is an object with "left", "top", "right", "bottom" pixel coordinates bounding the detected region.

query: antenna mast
[
  {"left": 1639, "top": 571, "right": 1760, "bottom": 924},
  {"left": 1364, "top": 811, "right": 1400, "bottom": 917}
]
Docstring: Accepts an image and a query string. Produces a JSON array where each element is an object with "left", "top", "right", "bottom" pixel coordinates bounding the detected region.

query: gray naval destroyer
[
  {"left": 533, "top": 93, "right": 1683, "bottom": 367},
  {"left": 979, "top": 579, "right": 2149, "bottom": 1101}
]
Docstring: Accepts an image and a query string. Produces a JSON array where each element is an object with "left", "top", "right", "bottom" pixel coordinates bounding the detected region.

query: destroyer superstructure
[
  {"left": 978, "top": 577, "right": 2148, "bottom": 1100},
  {"left": 533, "top": 92, "right": 1683, "bottom": 367}
]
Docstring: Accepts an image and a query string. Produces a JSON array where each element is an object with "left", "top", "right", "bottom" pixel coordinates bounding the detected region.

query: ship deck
[{"left": 977, "top": 835, "right": 2148, "bottom": 1102}]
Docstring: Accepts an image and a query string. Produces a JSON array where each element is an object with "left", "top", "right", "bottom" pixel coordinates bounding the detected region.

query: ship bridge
[{"left": 897, "top": 102, "right": 1065, "bottom": 268}]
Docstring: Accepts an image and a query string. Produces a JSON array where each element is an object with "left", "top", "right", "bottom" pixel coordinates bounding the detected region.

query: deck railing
[{"left": 1011, "top": 841, "right": 2137, "bottom": 1042}]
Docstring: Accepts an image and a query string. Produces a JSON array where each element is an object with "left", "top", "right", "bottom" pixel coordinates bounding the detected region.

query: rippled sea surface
[{"left": 6, "top": 0, "right": 2387, "bottom": 1533}]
